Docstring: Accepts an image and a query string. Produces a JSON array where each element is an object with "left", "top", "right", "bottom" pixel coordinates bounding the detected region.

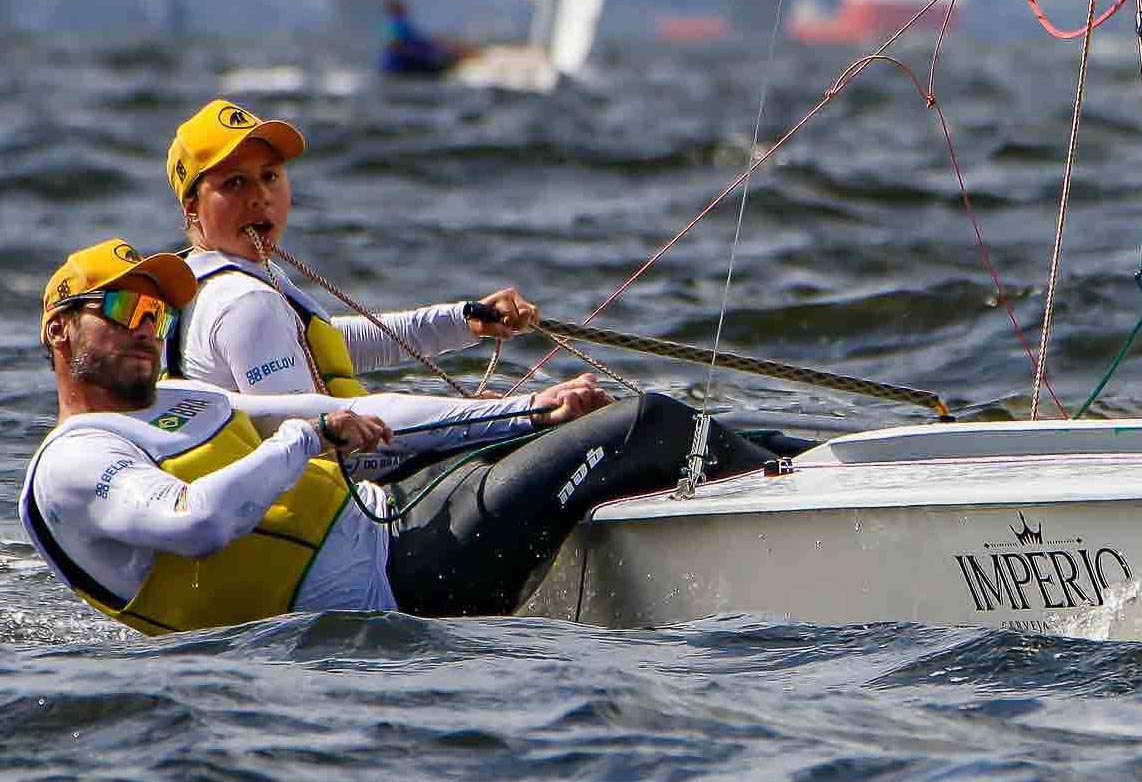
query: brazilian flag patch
[{"left": 150, "top": 413, "right": 190, "bottom": 432}]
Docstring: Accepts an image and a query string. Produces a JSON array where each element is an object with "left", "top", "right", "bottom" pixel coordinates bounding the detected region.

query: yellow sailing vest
[
  {"left": 167, "top": 253, "right": 368, "bottom": 398},
  {"left": 20, "top": 385, "right": 350, "bottom": 636},
  {"left": 304, "top": 315, "right": 369, "bottom": 398}
]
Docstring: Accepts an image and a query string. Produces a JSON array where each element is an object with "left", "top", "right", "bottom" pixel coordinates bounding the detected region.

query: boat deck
[{"left": 593, "top": 418, "right": 1142, "bottom": 519}]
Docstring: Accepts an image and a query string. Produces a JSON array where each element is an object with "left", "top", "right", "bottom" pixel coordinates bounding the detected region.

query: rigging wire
[
  {"left": 505, "top": 0, "right": 1067, "bottom": 419},
  {"left": 504, "top": 0, "right": 952, "bottom": 396},
  {"left": 1031, "top": 0, "right": 1100, "bottom": 420},
  {"left": 677, "top": 0, "right": 789, "bottom": 494},
  {"left": 1071, "top": 7, "right": 1142, "bottom": 419}
]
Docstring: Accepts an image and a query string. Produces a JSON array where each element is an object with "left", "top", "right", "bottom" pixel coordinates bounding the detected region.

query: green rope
[
  {"left": 1073, "top": 311, "right": 1142, "bottom": 419},
  {"left": 336, "top": 430, "right": 549, "bottom": 524}
]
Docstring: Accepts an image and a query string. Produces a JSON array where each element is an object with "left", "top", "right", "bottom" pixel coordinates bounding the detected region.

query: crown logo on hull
[{"left": 1010, "top": 513, "right": 1043, "bottom": 546}]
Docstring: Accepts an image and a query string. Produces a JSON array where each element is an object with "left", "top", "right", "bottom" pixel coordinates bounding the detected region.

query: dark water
[{"left": 5, "top": 14, "right": 1142, "bottom": 781}]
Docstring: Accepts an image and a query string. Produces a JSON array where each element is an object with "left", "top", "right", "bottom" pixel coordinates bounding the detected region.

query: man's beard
[{"left": 69, "top": 345, "right": 159, "bottom": 408}]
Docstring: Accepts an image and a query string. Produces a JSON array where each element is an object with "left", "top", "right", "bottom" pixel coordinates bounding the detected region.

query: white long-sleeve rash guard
[
  {"left": 231, "top": 384, "right": 536, "bottom": 453},
  {"left": 177, "top": 253, "right": 478, "bottom": 394},
  {"left": 29, "top": 381, "right": 536, "bottom": 610},
  {"left": 33, "top": 418, "right": 326, "bottom": 603}
]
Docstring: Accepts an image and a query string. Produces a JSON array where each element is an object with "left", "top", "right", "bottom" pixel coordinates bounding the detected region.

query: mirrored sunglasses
[{"left": 56, "top": 290, "right": 180, "bottom": 340}]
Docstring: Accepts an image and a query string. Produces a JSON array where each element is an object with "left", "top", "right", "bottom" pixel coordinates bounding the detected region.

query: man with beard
[
  {"left": 24, "top": 239, "right": 776, "bottom": 636},
  {"left": 26, "top": 238, "right": 388, "bottom": 634}
]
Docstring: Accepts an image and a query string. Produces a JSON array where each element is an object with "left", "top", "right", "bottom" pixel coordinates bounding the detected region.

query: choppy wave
[{"left": 2, "top": 612, "right": 1141, "bottom": 781}]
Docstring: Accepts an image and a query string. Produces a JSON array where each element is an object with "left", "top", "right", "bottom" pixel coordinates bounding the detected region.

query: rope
[
  {"left": 1073, "top": 4, "right": 1142, "bottom": 420},
  {"left": 252, "top": 234, "right": 484, "bottom": 398},
  {"left": 1031, "top": 0, "right": 1099, "bottom": 420},
  {"left": 1137, "top": 0, "right": 1142, "bottom": 90},
  {"left": 246, "top": 230, "right": 331, "bottom": 395},
  {"left": 504, "top": 0, "right": 1065, "bottom": 421},
  {"left": 1072, "top": 311, "right": 1142, "bottom": 419},
  {"left": 336, "top": 430, "right": 547, "bottom": 524},
  {"left": 1025, "top": 0, "right": 1127, "bottom": 40},
  {"left": 475, "top": 340, "right": 502, "bottom": 396},
  {"left": 536, "top": 317, "right": 952, "bottom": 417},
  {"left": 531, "top": 322, "right": 641, "bottom": 393},
  {"left": 677, "top": 0, "right": 789, "bottom": 495},
  {"left": 920, "top": 59, "right": 1069, "bottom": 415}
]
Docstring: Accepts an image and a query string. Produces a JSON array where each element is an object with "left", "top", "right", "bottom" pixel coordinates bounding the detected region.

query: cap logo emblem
[
  {"left": 218, "top": 105, "right": 256, "bottom": 129},
  {"left": 56, "top": 280, "right": 72, "bottom": 299},
  {"left": 175, "top": 160, "right": 187, "bottom": 182},
  {"left": 113, "top": 244, "right": 143, "bottom": 264}
]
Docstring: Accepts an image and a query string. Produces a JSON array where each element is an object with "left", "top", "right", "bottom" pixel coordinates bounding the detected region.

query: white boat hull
[
  {"left": 449, "top": 0, "right": 602, "bottom": 92},
  {"left": 450, "top": 45, "right": 560, "bottom": 92},
  {"left": 520, "top": 418, "right": 1142, "bottom": 640}
]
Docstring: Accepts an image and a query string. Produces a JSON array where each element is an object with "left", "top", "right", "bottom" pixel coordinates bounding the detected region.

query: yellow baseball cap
[
  {"left": 166, "top": 98, "right": 306, "bottom": 202},
  {"left": 41, "top": 239, "right": 197, "bottom": 343}
]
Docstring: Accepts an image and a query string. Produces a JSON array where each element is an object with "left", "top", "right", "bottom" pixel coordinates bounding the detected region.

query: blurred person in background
[{"left": 380, "top": 0, "right": 473, "bottom": 75}]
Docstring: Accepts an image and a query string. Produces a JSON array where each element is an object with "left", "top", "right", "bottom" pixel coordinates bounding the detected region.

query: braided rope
[
  {"left": 1031, "top": 0, "right": 1099, "bottom": 420},
  {"left": 538, "top": 318, "right": 951, "bottom": 417},
  {"left": 250, "top": 233, "right": 480, "bottom": 398},
  {"left": 475, "top": 340, "right": 502, "bottom": 397},
  {"left": 246, "top": 230, "right": 330, "bottom": 395},
  {"left": 531, "top": 323, "right": 642, "bottom": 393}
]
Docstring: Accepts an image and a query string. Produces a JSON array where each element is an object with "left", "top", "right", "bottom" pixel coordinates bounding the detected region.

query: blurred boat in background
[
  {"left": 218, "top": 65, "right": 364, "bottom": 98},
  {"left": 450, "top": 0, "right": 605, "bottom": 92},
  {"left": 655, "top": 13, "right": 730, "bottom": 43}
]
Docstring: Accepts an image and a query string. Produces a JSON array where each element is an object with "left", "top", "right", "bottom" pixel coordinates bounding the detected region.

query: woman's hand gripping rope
[
  {"left": 464, "top": 288, "right": 539, "bottom": 341},
  {"left": 463, "top": 295, "right": 540, "bottom": 398}
]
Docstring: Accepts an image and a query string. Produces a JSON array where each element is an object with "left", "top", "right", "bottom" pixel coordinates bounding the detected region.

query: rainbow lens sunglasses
[{"left": 55, "top": 290, "right": 180, "bottom": 340}]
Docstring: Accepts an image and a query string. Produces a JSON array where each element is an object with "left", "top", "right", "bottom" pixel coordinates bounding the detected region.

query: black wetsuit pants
[{"left": 384, "top": 393, "right": 776, "bottom": 616}]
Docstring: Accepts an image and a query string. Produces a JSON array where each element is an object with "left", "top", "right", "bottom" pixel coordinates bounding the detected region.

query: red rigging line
[
  {"left": 509, "top": 0, "right": 1068, "bottom": 417},
  {"left": 508, "top": 0, "right": 944, "bottom": 395},
  {"left": 1025, "top": 0, "right": 1128, "bottom": 40}
]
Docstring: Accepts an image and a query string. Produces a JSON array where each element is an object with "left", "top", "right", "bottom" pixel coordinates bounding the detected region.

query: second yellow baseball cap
[
  {"left": 166, "top": 98, "right": 306, "bottom": 202},
  {"left": 41, "top": 239, "right": 197, "bottom": 343}
]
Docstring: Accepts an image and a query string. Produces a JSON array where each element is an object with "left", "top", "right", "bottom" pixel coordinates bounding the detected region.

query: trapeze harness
[
  {"left": 166, "top": 253, "right": 367, "bottom": 398},
  {"left": 20, "top": 388, "right": 349, "bottom": 636}
]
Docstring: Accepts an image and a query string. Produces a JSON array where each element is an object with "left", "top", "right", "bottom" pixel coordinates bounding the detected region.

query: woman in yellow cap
[
  {"left": 160, "top": 99, "right": 780, "bottom": 506},
  {"left": 165, "top": 98, "right": 538, "bottom": 400}
]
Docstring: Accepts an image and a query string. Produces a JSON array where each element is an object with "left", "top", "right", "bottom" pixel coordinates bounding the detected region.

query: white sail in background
[
  {"left": 452, "top": 0, "right": 604, "bottom": 92},
  {"left": 549, "top": 0, "right": 605, "bottom": 74}
]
